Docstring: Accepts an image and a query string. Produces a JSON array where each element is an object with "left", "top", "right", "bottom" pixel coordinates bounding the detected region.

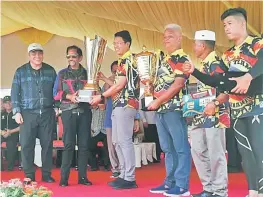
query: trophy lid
[{"left": 136, "top": 45, "right": 153, "bottom": 56}]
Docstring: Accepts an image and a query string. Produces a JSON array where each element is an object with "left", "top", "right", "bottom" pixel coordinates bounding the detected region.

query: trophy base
[
  {"left": 83, "top": 83, "right": 99, "bottom": 90},
  {"left": 77, "top": 89, "right": 97, "bottom": 103},
  {"left": 141, "top": 96, "right": 155, "bottom": 111}
]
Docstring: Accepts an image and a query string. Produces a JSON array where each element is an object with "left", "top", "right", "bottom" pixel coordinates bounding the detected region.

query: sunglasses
[{"left": 66, "top": 55, "right": 78, "bottom": 59}]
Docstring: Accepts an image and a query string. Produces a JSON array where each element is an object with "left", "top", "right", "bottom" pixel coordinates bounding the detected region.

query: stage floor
[{"left": 1, "top": 162, "right": 247, "bottom": 197}]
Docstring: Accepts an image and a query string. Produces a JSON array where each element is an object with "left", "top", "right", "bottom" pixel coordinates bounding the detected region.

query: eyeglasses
[
  {"left": 113, "top": 42, "right": 125, "bottom": 46},
  {"left": 66, "top": 55, "right": 78, "bottom": 59}
]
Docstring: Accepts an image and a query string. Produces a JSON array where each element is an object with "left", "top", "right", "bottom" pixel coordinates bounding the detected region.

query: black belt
[
  {"left": 23, "top": 108, "right": 53, "bottom": 114},
  {"left": 71, "top": 108, "right": 84, "bottom": 114}
]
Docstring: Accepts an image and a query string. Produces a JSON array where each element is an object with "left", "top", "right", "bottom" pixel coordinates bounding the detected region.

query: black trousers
[
  {"left": 20, "top": 109, "right": 55, "bottom": 178},
  {"left": 89, "top": 132, "right": 110, "bottom": 168},
  {"left": 143, "top": 124, "right": 162, "bottom": 161},
  {"left": 225, "top": 120, "right": 242, "bottom": 169},
  {"left": 60, "top": 109, "right": 92, "bottom": 181},
  {"left": 55, "top": 150, "right": 77, "bottom": 168},
  {"left": 1, "top": 133, "right": 19, "bottom": 170},
  {"left": 233, "top": 114, "right": 263, "bottom": 193}
]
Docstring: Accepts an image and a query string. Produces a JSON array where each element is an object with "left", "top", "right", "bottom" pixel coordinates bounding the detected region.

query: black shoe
[
  {"left": 110, "top": 171, "right": 120, "bottom": 178},
  {"left": 24, "top": 176, "right": 35, "bottom": 185},
  {"left": 59, "top": 180, "right": 68, "bottom": 187},
  {"left": 90, "top": 167, "right": 99, "bottom": 171},
  {"left": 153, "top": 159, "right": 161, "bottom": 163},
  {"left": 192, "top": 191, "right": 213, "bottom": 197},
  {"left": 113, "top": 179, "right": 138, "bottom": 190},
  {"left": 42, "top": 176, "right": 55, "bottom": 183},
  {"left": 78, "top": 178, "right": 92, "bottom": 186},
  {"left": 108, "top": 178, "right": 123, "bottom": 187}
]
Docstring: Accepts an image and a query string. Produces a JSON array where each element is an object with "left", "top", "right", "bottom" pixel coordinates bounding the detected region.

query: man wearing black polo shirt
[
  {"left": 11, "top": 43, "right": 57, "bottom": 182},
  {"left": 1, "top": 96, "right": 19, "bottom": 171}
]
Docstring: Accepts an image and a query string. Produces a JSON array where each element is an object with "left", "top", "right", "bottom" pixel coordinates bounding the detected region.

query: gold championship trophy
[
  {"left": 77, "top": 35, "right": 107, "bottom": 103},
  {"left": 136, "top": 46, "right": 162, "bottom": 111}
]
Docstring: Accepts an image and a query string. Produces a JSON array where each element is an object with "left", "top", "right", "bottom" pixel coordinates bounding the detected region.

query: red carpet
[{"left": 1, "top": 162, "right": 246, "bottom": 197}]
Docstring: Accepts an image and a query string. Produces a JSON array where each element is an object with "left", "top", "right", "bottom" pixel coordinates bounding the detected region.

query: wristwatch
[
  {"left": 212, "top": 99, "right": 220, "bottom": 107},
  {"left": 100, "top": 94, "right": 105, "bottom": 101}
]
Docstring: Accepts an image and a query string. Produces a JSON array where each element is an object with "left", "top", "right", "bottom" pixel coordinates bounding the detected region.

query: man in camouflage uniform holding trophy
[
  {"left": 147, "top": 24, "right": 191, "bottom": 197},
  {"left": 91, "top": 30, "right": 140, "bottom": 190}
]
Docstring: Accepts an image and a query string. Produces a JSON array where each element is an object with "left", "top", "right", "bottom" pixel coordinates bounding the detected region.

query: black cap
[{"left": 3, "top": 96, "right": 11, "bottom": 103}]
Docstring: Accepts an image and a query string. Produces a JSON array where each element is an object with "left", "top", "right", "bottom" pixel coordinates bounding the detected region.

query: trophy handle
[
  {"left": 152, "top": 50, "right": 161, "bottom": 85},
  {"left": 93, "top": 37, "right": 107, "bottom": 84},
  {"left": 84, "top": 36, "right": 92, "bottom": 84}
]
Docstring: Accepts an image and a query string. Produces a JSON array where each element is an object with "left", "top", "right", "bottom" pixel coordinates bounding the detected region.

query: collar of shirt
[
  {"left": 201, "top": 51, "right": 216, "bottom": 64},
  {"left": 67, "top": 64, "right": 84, "bottom": 72},
  {"left": 200, "top": 51, "right": 217, "bottom": 71},
  {"left": 118, "top": 50, "right": 131, "bottom": 65},
  {"left": 164, "top": 48, "right": 184, "bottom": 61},
  {"left": 234, "top": 35, "right": 251, "bottom": 50},
  {"left": 28, "top": 62, "right": 42, "bottom": 71}
]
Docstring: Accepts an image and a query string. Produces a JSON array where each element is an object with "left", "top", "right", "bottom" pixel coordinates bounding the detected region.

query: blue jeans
[{"left": 156, "top": 111, "right": 191, "bottom": 189}]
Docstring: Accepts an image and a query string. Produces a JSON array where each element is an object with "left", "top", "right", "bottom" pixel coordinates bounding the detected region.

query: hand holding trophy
[
  {"left": 135, "top": 46, "right": 162, "bottom": 111},
  {"left": 77, "top": 35, "right": 107, "bottom": 103}
]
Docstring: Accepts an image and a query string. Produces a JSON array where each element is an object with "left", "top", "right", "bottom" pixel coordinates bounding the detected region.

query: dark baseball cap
[{"left": 3, "top": 96, "right": 11, "bottom": 103}]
